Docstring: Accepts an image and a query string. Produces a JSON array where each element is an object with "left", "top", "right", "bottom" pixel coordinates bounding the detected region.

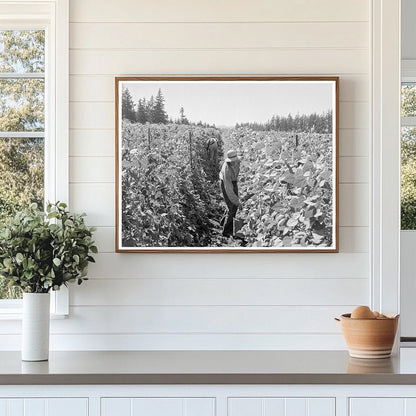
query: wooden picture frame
[{"left": 115, "top": 76, "right": 339, "bottom": 253}]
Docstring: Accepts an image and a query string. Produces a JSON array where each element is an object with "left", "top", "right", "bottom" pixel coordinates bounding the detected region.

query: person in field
[
  {"left": 206, "top": 136, "right": 219, "bottom": 181},
  {"left": 206, "top": 137, "right": 218, "bottom": 163},
  {"left": 219, "top": 149, "right": 242, "bottom": 237}
]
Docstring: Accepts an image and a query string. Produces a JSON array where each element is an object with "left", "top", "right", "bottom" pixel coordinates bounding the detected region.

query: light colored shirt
[{"left": 219, "top": 161, "right": 240, "bottom": 206}]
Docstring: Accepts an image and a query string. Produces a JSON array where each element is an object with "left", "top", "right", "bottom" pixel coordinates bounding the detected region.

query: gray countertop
[{"left": 1, "top": 349, "right": 416, "bottom": 385}]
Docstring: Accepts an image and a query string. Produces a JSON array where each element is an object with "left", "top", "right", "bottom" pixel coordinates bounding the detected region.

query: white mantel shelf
[{"left": 2, "top": 349, "right": 416, "bottom": 385}]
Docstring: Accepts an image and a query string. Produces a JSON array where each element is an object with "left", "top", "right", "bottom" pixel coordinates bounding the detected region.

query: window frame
[
  {"left": 401, "top": 61, "right": 416, "bottom": 232},
  {"left": 0, "top": 0, "right": 69, "bottom": 317},
  {"left": 401, "top": 62, "right": 416, "bottom": 129}
]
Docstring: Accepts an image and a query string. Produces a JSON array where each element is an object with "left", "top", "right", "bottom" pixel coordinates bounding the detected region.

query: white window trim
[
  {"left": 401, "top": 60, "right": 416, "bottom": 154},
  {"left": 401, "top": 60, "right": 416, "bottom": 127},
  {"left": 0, "top": 0, "right": 69, "bottom": 317},
  {"left": 371, "top": 0, "right": 401, "bottom": 325}
]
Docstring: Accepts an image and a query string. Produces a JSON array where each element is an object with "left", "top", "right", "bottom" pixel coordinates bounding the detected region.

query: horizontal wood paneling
[
  {"left": 339, "top": 129, "right": 369, "bottom": 157},
  {"left": 57, "top": 0, "right": 373, "bottom": 351},
  {"left": 70, "top": 157, "right": 114, "bottom": 183},
  {"left": 70, "top": 49, "right": 368, "bottom": 76},
  {"left": 70, "top": 75, "right": 369, "bottom": 103},
  {"left": 91, "top": 227, "right": 115, "bottom": 253},
  {"left": 339, "top": 102, "right": 369, "bottom": 129},
  {"left": 70, "top": 22, "right": 368, "bottom": 50},
  {"left": 0, "top": 333, "right": 347, "bottom": 350},
  {"left": 91, "top": 226, "right": 368, "bottom": 254},
  {"left": 49, "top": 305, "right": 354, "bottom": 334},
  {"left": 85, "top": 253, "right": 369, "bottom": 279},
  {"left": 69, "top": 0, "right": 369, "bottom": 23},
  {"left": 70, "top": 76, "right": 114, "bottom": 102},
  {"left": 70, "top": 278, "right": 368, "bottom": 306},
  {"left": 69, "top": 130, "right": 115, "bottom": 157},
  {"left": 339, "top": 227, "right": 369, "bottom": 253},
  {"left": 339, "top": 157, "right": 368, "bottom": 183},
  {"left": 70, "top": 103, "right": 113, "bottom": 129},
  {"left": 69, "top": 183, "right": 114, "bottom": 226},
  {"left": 0, "top": 306, "right": 354, "bottom": 335},
  {"left": 339, "top": 183, "right": 369, "bottom": 227}
]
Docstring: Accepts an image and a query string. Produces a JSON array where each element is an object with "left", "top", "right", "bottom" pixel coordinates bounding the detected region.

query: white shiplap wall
[{"left": 46, "top": 0, "right": 371, "bottom": 350}]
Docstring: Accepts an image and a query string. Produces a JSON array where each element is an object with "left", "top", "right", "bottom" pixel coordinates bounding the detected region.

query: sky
[{"left": 122, "top": 80, "right": 335, "bottom": 127}]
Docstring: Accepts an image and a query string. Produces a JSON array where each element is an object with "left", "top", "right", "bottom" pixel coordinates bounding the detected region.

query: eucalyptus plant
[{"left": 0, "top": 202, "right": 97, "bottom": 293}]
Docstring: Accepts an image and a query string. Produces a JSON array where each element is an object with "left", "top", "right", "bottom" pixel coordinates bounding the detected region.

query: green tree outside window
[
  {"left": 0, "top": 30, "right": 45, "bottom": 298},
  {"left": 401, "top": 84, "right": 416, "bottom": 230}
]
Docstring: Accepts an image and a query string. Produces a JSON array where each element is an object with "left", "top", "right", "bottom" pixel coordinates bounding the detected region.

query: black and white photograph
[{"left": 116, "top": 77, "right": 338, "bottom": 252}]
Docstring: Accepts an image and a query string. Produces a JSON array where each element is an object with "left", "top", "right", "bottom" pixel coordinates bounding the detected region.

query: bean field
[
  {"left": 223, "top": 127, "right": 334, "bottom": 248},
  {"left": 120, "top": 121, "right": 334, "bottom": 248}
]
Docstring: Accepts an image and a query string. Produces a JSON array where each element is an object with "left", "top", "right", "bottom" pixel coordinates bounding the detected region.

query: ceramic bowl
[{"left": 337, "top": 313, "right": 399, "bottom": 359}]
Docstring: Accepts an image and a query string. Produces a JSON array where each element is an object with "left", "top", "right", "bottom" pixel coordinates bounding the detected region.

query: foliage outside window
[
  {"left": 401, "top": 83, "right": 416, "bottom": 230},
  {"left": 0, "top": 30, "right": 45, "bottom": 299}
]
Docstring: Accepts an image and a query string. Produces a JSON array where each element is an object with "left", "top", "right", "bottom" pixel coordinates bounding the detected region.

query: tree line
[
  {"left": 122, "top": 87, "right": 197, "bottom": 125},
  {"left": 236, "top": 110, "right": 333, "bottom": 134}
]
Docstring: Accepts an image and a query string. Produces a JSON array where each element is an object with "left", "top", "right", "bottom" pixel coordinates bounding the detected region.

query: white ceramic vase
[{"left": 22, "top": 292, "right": 50, "bottom": 361}]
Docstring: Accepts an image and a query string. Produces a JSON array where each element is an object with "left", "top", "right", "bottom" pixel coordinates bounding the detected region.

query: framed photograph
[{"left": 115, "top": 77, "right": 339, "bottom": 252}]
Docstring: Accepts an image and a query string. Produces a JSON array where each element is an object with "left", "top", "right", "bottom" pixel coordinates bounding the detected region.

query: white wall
[{"left": 19, "top": 0, "right": 372, "bottom": 350}]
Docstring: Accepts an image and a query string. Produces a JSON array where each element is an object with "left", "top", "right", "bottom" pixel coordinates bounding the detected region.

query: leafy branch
[{"left": 0, "top": 202, "right": 97, "bottom": 293}]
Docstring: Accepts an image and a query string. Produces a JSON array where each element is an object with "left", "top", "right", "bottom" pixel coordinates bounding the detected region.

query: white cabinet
[
  {"left": 228, "top": 397, "right": 335, "bottom": 416},
  {"left": 5, "top": 385, "right": 416, "bottom": 416},
  {"left": 350, "top": 398, "right": 416, "bottom": 416},
  {"left": 101, "top": 397, "right": 215, "bottom": 416},
  {"left": 0, "top": 398, "right": 88, "bottom": 416}
]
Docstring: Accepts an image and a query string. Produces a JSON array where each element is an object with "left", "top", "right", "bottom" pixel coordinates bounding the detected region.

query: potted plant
[{"left": 0, "top": 202, "right": 97, "bottom": 361}]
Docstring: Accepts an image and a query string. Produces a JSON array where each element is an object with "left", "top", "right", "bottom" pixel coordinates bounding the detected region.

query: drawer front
[
  {"left": 350, "top": 398, "right": 416, "bottom": 416},
  {"left": 228, "top": 397, "right": 335, "bottom": 416},
  {"left": 0, "top": 398, "right": 88, "bottom": 416},
  {"left": 101, "top": 397, "right": 215, "bottom": 416}
]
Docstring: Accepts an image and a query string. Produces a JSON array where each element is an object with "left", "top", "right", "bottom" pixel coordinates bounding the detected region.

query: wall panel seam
[
  {"left": 69, "top": 20, "right": 370, "bottom": 25},
  {"left": 69, "top": 47, "right": 369, "bottom": 52}
]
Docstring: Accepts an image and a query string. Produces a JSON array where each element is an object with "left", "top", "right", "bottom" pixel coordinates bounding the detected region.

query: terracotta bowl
[{"left": 337, "top": 313, "right": 399, "bottom": 359}]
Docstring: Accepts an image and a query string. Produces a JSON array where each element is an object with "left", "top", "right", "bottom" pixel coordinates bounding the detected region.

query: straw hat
[{"left": 225, "top": 149, "right": 240, "bottom": 163}]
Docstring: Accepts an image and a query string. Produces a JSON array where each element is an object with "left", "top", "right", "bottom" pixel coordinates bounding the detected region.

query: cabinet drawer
[
  {"left": 228, "top": 397, "right": 335, "bottom": 416},
  {"left": 0, "top": 398, "right": 88, "bottom": 416},
  {"left": 101, "top": 397, "right": 215, "bottom": 416},
  {"left": 350, "top": 398, "right": 416, "bottom": 416}
]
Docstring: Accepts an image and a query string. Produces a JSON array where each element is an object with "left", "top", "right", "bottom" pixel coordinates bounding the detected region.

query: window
[
  {"left": 0, "top": 29, "right": 45, "bottom": 299},
  {"left": 0, "top": 0, "right": 69, "bottom": 314},
  {"left": 401, "top": 65, "right": 416, "bottom": 230}
]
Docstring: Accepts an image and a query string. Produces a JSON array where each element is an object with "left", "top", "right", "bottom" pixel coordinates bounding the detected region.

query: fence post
[{"left": 189, "top": 130, "right": 193, "bottom": 169}]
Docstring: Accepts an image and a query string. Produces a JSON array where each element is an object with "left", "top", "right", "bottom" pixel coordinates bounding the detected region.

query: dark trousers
[{"left": 220, "top": 180, "right": 238, "bottom": 237}]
